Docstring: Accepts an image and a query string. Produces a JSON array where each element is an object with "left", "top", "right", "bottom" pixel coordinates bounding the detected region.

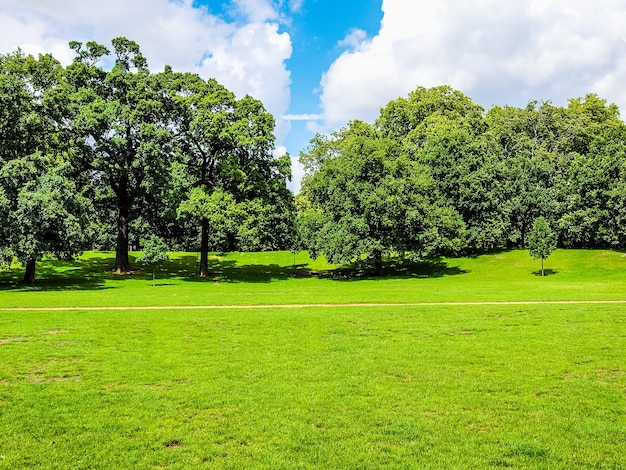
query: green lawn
[
  {"left": 0, "top": 251, "right": 625, "bottom": 468},
  {"left": 2, "top": 249, "right": 626, "bottom": 308}
]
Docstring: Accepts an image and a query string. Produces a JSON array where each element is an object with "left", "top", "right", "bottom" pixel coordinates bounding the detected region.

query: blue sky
[
  {"left": 281, "top": 0, "right": 384, "bottom": 160},
  {"left": 193, "top": 0, "right": 385, "bottom": 163},
  {"left": 3, "top": 0, "right": 626, "bottom": 191}
]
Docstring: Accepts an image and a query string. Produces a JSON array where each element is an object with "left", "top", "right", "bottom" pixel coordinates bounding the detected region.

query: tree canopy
[
  {"left": 3, "top": 41, "right": 626, "bottom": 282},
  {"left": 0, "top": 50, "right": 92, "bottom": 283},
  {"left": 0, "top": 39, "right": 294, "bottom": 282},
  {"left": 298, "top": 120, "right": 465, "bottom": 275}
]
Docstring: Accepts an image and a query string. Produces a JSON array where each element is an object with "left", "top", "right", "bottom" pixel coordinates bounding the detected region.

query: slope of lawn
[
  {"left": 1, "top": 251, "right": 625, "bottom": 468},
  {"left": 0, "top": 303, "right": 624, "bottom": 468},
  {"left": 2, "top": 249, "right": 626, "bottom": 308}
]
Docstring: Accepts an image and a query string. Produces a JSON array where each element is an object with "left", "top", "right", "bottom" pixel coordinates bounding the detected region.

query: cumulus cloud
[
  {"left": 231, "top": 0, "right": 279, "bottom": 22},
  {"left": 338, "top": 29, "right": 368, "bottom": 49},
  {"left": 0, "top": 0, "right": 292, "bottom": 141},
  {"left": 320, "top": 0, "right": 626, "bottom": 125},
  {"left": 283, "top": 113, "right": 324, "bottom": 121}
]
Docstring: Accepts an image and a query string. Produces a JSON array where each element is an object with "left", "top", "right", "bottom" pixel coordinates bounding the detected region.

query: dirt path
[{"left": 2, "top": 300, "right": 626, "bottom": 311}]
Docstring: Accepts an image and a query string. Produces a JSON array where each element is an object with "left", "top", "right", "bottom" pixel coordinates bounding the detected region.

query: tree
[
  {"left": 169, "top": 72, "right": 292, "bottom": 276},
  {"left": 177, "top": 187, "right": 245, "bottom": 253},
  {"left": 527, "top": 216, "right": 557, "bottom": 276},
  {"left": 67, "top": 38, "right": 173, "bottom": 273},
  {"left": 298, "top": 120, "right": 465, "bottom": 275},
  {"left": 375, "top": 86, "right": 511, "bottom": 251},
  {"left": 486, "top": 102, "right": 562, "bottom": 247},
  {"left": 137, "top": 235, "right": 169, "bottom": 286},
  {"left": 0, "top": 50, "right": 92, "bottom": 284}
]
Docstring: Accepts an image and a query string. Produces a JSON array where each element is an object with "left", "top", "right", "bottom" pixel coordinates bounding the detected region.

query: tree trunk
[
  {"left": 199, "top": 219, "right": 209, "bottom": 277},
  {"left": 541, "top": 257, "right": 545, "bottom": 277},
  {"left": 22, "top": 259, "right": 36, "bottom": 285},
  {"left": 114, "top": 190, "right": 132, "bottom": 274},
  {"left": 152, "top": 267, "right": 156, "bottom": 287},
  {"left": 373, "top": 251, "right": 383, "bottom": 277}
]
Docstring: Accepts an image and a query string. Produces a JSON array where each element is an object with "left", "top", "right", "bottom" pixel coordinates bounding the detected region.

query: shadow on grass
[
  {"left": 319, "top": 257, "right": 469, "bottom": 281},
  {"left": 170, "top": 256, "right": 312, "bottom": 283},
  {"left": 0, "top": 256, "right": 115, "bottom": 292},
  {"left": 531, "top": 269, "right": 558, "bottom": 277},
  {"left": 0, "top": 253, "right": 469, "bottom": 290}
]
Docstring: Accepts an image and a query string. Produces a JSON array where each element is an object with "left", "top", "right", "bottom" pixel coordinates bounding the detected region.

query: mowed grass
[
  {"left": 2, "top": 249, "right": 626, "bottom": 307},
  {"left": 0, "top": 251, "right": 625, "bottom": 468},
  {"left": 1, "top": 304, "right": 625, "bottom": 468}
]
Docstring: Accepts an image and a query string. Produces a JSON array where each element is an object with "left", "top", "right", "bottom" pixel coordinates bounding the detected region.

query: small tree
[
  {"left": 527, "top": 216, "right": 557, "bottom": 276},
  {"left": 138, "top": 236, "right": 169, "bottom": 286}
]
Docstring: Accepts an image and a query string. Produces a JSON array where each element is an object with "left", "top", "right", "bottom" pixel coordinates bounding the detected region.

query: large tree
[
  {"left": 376, "top": 86, "right": 509, "bottom": 251},
  {"left": 0, "top": 50, "right": 92, "bottom": 283},
  {"left": 298, "top": 120, "right": 465, "bottom": 275},
  {"left": 1, "top": 157, "right": 92, "bottom": 284},
  {"left": 66, "top": 38, "right": 173, "bottom": 273},
  {"left": 169, "top": 72, "right": 293, "bottom": 276}
]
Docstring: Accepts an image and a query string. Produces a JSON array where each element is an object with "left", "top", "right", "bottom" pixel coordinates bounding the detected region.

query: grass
[
  {"left": 2, "top": 249, "right": 626, "bottom": 308},
  {"left": 0, "top": 250, "right": 625, "bottom": 468}
]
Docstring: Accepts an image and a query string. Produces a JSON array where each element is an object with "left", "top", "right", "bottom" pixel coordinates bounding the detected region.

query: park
[
  {"left": 2, "top": 37, "right": 626, "bottom": 468},
  {"left": 0, "top": 249, "right": 625, "bottom": 468}
]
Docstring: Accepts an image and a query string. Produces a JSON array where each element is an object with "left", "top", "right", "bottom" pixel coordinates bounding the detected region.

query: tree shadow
[
  {"left": 0, "top": 252, "right": 470, "bottom": 290},
  {"left": 318, "top": 257, "right": 469, "bottom": 281},
  {"left": 0, "top": 256, "right": 115, "bottom": 292},
  {"left": 459, "top": 247, "right": 511, "bottom": 259},
  {"left": 170, "top": 256, "right": 314, "bottom": 283},
  {"left": 531, "top": 269, "right": 558, "bottom": 277}
]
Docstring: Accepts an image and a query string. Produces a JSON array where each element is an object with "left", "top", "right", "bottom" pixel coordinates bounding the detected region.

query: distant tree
[
  {"left": 169, "top": 72, "right": 292, "bottom": 276},
  {"left": 298, "top": 120, "right": 465, "bottom": 276},
  {"left": 375, "top": 86, "right": 512, "bottom": 251},
  {"left": 137, "top": 235, "right": 169, "bottom": 286},
  {"left": 527, "top": 216, "right": 557, "bottom": 276}
]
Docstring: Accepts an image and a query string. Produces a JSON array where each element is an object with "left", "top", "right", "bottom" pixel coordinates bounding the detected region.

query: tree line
[
  {"left": 297, "top": 86, "right": 626, "bottom": 274},
  {"left": 0, "top": 38, "right": 295, "bottom": 283},
  {"left": 3, "top": 39, "right": 626, "bottom": 283}
]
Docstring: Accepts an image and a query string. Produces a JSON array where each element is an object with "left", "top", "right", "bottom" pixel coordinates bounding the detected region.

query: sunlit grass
[
  {"left": 2, "top": 249, "right": 626, "bottom": 308},
  {"left": 1, "top": 304, "right": 624, "bottom": 468},
  {"left": 1, "top": 250, "right": 625, "bottom": 468}
]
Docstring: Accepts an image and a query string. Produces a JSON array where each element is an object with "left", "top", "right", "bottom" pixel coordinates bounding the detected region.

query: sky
[{"left": 2, "top": 0, "right": 626, "bottom": 192}]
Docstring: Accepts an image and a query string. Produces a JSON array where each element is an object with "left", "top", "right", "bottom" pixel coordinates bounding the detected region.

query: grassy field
[
  {"left": 2, "top": 249, "right": 626, "bottom": 308},
  {"left": 1, "top": 250, "right": 625, "bottom": 468}
]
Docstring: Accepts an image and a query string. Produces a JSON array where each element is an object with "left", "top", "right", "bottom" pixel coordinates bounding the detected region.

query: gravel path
[{"left": 2, "top": 300, "right": 626, "bottom": 311}]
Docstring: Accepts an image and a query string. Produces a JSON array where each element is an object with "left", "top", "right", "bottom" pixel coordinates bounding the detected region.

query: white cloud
[
  {"left": 289, "top": 158, "right": 305, "bottom": 193},
  {"left": 284, "top": 113, "right": 324, "bottom": 121},
  {"left": 232, "top": 0, "right": 279, "bottom": 22},
  {"left": 320, "top": 0, "right": 626, "bottom": 126},
  {"left": 0, "top": 0, "right": 293, "bottom": 141},
  {"left": 288, "top": 0, "right": 304, "bottom": 13},
  {"left": 338, "top": 29, "right": 368, "bottom": 49}
]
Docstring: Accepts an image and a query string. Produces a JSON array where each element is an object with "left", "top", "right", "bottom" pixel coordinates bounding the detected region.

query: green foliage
[
  {"left": 527, "top": 217, "right": 557, "bottom": 260},
  {"left": 66, "top": 38, "right": 178, "bottom": 272},
  {"left": 7, "top": 41, "right": 626, "bottom": 282},
  {"left": 137, "top": 235, "right": 169, "bottom": 285},
  {"left": 0, "top": 51, "right": 92, "bottom": 282},
  {"left": 169, "top": 71, "right": 294, "bottom": 269},
  {"left": 299, "top": 120, "right": 465, "bottom": 274},
  {"left": 177, "top": 187, "right": 245, "bottom": 250},
  {"left": 527, "top": 217, "right": 557, "bottom": 276},
  {"left": 137, "top": 235, "right": 169, "bottom": 266},
  {"left": 371, "top": 86, "right": 626, "bottom": 252}
]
